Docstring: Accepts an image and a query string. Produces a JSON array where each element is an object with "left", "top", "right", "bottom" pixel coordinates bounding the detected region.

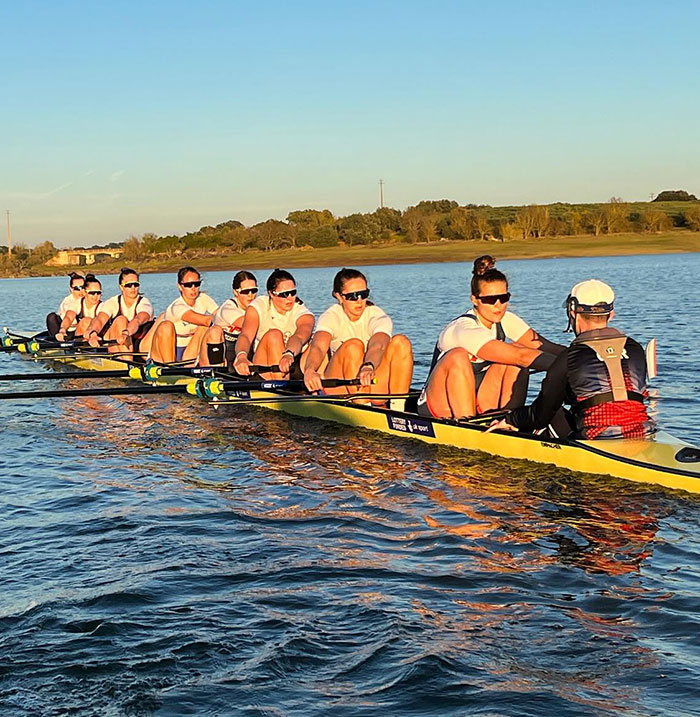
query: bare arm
[
  {"left": 303, "top": 331, "right": 332, "bottom": 391},
  {"left": 181, "top": 309, "right": 213, "bottom": 328},
  {"left": 279, "top": 313, "right": 315, "bottom": 374},
  {"left": 55, "top": 310, "right": 77, "bottom": 341},
  {"left": 476, "top": 339, "right": 546, "bottom": 368},
  {"left": 514, "top": 328, "right": 566, "bottom": 355},
  {"left": 358, "top": 332, "right": 390, "bottom": 386},
  {"left": 86, "top": 311, "right": 110, "bottom": 347},
  {"left": 233, "top": 307, "right": 260, "bottom": 375}
]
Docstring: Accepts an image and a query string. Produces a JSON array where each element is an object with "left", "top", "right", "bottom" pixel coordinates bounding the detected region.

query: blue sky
[{"left": 2, "top": 0, "right": 699, "bottom": 247}]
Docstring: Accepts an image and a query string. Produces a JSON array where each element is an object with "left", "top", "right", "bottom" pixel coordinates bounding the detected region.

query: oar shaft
[{"left": 0, "top": 384, "right": 189, "bottom": 400}]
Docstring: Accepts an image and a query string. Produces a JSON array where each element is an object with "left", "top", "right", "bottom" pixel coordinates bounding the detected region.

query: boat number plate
[{"left": 386, "top": 414, "right": 436, "bottom": 438}]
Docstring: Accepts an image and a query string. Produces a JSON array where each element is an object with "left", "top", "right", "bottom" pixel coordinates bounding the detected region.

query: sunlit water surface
[{"left": 1, "top": 254, "right": 699, "bottom": 716}]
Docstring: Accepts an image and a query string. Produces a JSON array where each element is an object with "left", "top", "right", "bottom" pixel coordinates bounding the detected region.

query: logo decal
[{"left": 387, "top": 414, "right": 436, "bottom": 438}]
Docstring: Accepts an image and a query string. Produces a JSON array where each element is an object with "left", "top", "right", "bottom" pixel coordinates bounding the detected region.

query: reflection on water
[{"left": 1, "top": 255, "right": 700, "bottom": 715}]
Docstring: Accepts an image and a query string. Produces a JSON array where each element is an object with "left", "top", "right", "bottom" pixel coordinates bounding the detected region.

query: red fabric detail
[{"left": 577, "top": 370, "right": 651, "bottom": 439}]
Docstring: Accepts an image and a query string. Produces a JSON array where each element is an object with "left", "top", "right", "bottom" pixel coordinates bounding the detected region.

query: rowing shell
[{"left": 17, "top": 344, "right": 700, "bottom": 494}]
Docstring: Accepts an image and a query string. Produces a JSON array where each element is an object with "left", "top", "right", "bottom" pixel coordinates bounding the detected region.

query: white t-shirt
[
  {"left": 315, "top": 303, "right": 393, "bottom": 355},
  {"left": 99, "top": 294, "right": 155, "bottom": 322},
  {"left": 212, "top": 298, "right": 246, "bottom": 339},
  {"left": 75, "top": 298, "right": 102, "bottom": 321},
  {"left": 58, "top": 294, "right": 80, "bottom": 318},
  {"left": 164, "top": 293, "right": 218, "bottom": 347},
  {"left": 249, "top": 296, "right": 314, "bottom": 349},
  {"left": 437, "top": 310, "right": 530, "bottom": 367},
  {"left": 58, "top": 294, "right": 81, "bottom": 329}
]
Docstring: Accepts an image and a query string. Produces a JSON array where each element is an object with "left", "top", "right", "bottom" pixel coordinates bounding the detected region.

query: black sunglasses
[
  {"left": 237, "top": 287, "right": 258, "bottom": 295},
  {"left": 122, "top": 282, "right": 140, "bottom": 289},
  {"left": 180, "top": 280, "right": 202, "bottom": 288},
  {"left": 86, "top": 290, "right": 102, "bottom": 296},
  {"left": 71, "top": 285, "right": 84, "bottom": 291},
  {"left": 341, "top": 288, "right": 370, "bottom": 301},
  {"left": 271, "top": 288, "right": 297, "bottom": 299},
  {"left": 478, "top": 292, "right": 511, "bottom": 305}
]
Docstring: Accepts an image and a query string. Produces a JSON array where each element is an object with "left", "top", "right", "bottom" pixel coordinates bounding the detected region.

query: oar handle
[{"left": 248, "top": 364, "right": 280, "bottom": 373}]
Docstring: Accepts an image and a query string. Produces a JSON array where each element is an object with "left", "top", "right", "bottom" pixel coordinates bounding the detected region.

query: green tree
[
  {"left": 653, "top": 189, "right": 698, "bottom": 202},
  {"left": 249, "top": 219, "right": 294, "bottom": 251},
  {"left": 122, "top": 236, "right": 146, "bottom": 261},
  {"left": 682, "top": 206, "right": 700, "bottom": 231},
  {"left": 338, "top": 213, "right": 381, "bottom": 246},
  {"left": 27, "top": 241, "right": 58, "bottom": 266},
  {"left": 287, "top": 209, "right": 334, "bottom": 228},
  {"left": 639, "top": 207, "right": 672, "bottom": 232},
  {"left": 298, "top": 225, "right": 339, "bottom": 248}
]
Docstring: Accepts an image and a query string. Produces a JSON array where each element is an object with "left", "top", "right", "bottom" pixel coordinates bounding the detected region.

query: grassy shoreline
[{"left": 6, "top": 230, "right": 700, "bottom": 278}]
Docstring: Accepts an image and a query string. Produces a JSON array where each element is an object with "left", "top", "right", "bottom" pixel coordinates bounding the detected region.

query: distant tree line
[
  {"left": 117, "top": 196, "right": 700, "bottom": 262},
  {"left": 2, "top": 193, "right": 699, "bottom": 274}
]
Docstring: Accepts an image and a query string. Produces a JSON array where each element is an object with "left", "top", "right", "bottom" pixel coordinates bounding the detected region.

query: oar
[
  {"left": 0, "top": 364, "right": 228, "bottom": 382},
  {"left": 0, "top": 377, "right": 362, "bottom": 401}
]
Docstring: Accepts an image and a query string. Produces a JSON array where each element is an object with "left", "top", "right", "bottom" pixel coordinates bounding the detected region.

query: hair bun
[{"left": 473, "top": 255, "right": 496, "bottom": 276}]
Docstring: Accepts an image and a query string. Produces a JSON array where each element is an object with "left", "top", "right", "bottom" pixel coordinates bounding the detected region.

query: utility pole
[
  {"left": 5, "top": 210, "right": 11, "bottom": 258},
  {"left": 379, "top": 179, "right": 384, "bottom": 209}
]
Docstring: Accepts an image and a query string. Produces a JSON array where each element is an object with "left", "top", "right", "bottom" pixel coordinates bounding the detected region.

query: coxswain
[
  {"left": 490, "top": 279, "right": 657, "bottom": 439},
  {"left": 140, "top": 266, "right": 218, "bottom": 363},
  {"left": 233, "top": 269, "right": 314, "bottom": 379},
  {"left": 198, "top": 271, "right": 258, "bottom": 367},
  {"left": 55, "top": 274, "right": 103, "bottom": 342},
  {"left": 85, "top": 267, "right": 155, "bottom": 353},
  {"left": 303, "top": 267, "right": 413, "bottom": 404},
  {"left": 46, "top": 272, "right": 85, "bottom": 337},
  {"left": 416, "top": 255, "right": 564, "bottom": 419}
]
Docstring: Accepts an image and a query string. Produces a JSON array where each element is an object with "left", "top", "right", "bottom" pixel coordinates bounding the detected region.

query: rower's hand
[
  {"left": 87, "top": 332, "right": 100, "bottom": 348},
  {"left": 278, "top": 351, "right": 294, "bottom": 376},
  {"left": 117, "top": 330, "right": 129, "bottom": 346},
  {"left": 358, "top": 362, "right": 375, "bottom": 387},
  {"left": 485, "top": 418, "right": 517, "bottom": 434},
  {"left": 304, "top": 368, "right": 323, "bottom": 393},
  {"left": 55, "top": 332, "right": 65, "bottom": 342},
  {"left": 234, "top": 354, "right": 251, "bottom": 376}
]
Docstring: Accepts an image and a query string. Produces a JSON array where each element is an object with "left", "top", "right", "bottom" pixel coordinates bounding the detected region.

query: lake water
[{"left": 1, "top": 254, "right": 699, "bottom": 715}]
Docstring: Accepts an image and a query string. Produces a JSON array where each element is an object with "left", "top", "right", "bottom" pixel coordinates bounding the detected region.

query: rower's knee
[
  {"left": 389, "top": 334, "right": 413, "bottom": 361},
  {"left": 441, "top": 347, "right": 470, "bottom": 370},
  {"left": 338, "top": 338, "right": 365, "bottom": 362},
  {"left": 206, "top": 326, "right": 224, "bottom": 342},
  {"left": 155, "top": 320, "right": 175, "bottom": 340},
  {"left": 111, "top": 316, "right": 128, "bottom": 333},
  {"left": 262, "top": 328, "right": 284, "bottom": 348}
]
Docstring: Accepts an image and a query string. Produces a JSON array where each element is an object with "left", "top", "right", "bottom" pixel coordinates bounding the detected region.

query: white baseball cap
[{"left": 570, "top": 279, "right": 615, "bottom": 311}]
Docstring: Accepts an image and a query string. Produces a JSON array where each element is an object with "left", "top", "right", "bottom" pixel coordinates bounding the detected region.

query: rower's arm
[
  {"left": 477, "top": 339, "right": 555, "bottom": 370},
  {"left": 181, "top": 309, "right": 213, "bottom": 328},
  {"left": 304, "top": 331, "right": 331, "bottom": 372},
  {"left": 234, "top": 307, "right": 260, "bottom": 359},
  {"left": 513, "top": 329, "right": 566, "bottom": 356},
  {"left": 126, "top": 310, "right": 152, "bottom": 335},
  {"left": 506, "top": 351, "right": 569, "bottom": 431},
  {"left": 363, "top": 332, "right": 390, "bottom": 370},
  {"left": 57, "top": 310, "right": 77, "bottom": 336},
  {"left": 87, "top": 312, "right": 109, "bottom": 338},
  {"left": 286, "top": 314, "right": 315, "bottom": 356}
]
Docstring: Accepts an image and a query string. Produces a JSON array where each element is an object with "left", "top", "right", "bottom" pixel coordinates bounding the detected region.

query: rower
[
  {"left": 85, "top": 267, "right": 155, "bottom": 353},
  {"left": 55, "top": 274, "right": 104, "bottom": 342},
  {"left": 140, "top": 266, "right": 218, "bottom": 363},
  {"left": 199, "top": 271, "right": 258, "bottom": 367},
  {"left": 491, "top": 279, "right": 657, "bottom": 439},
  {"left": 46, "top": 272, "right": 85, "bottom": 337},
  {"left": 303, "top": 267, "right": 413, "bottom": 404},
  {"left": 233, "top": 269, "right": 314, "bottom": 379},
  {"left": 416, "top": 255, "right": 564, "bottom": 419}
]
